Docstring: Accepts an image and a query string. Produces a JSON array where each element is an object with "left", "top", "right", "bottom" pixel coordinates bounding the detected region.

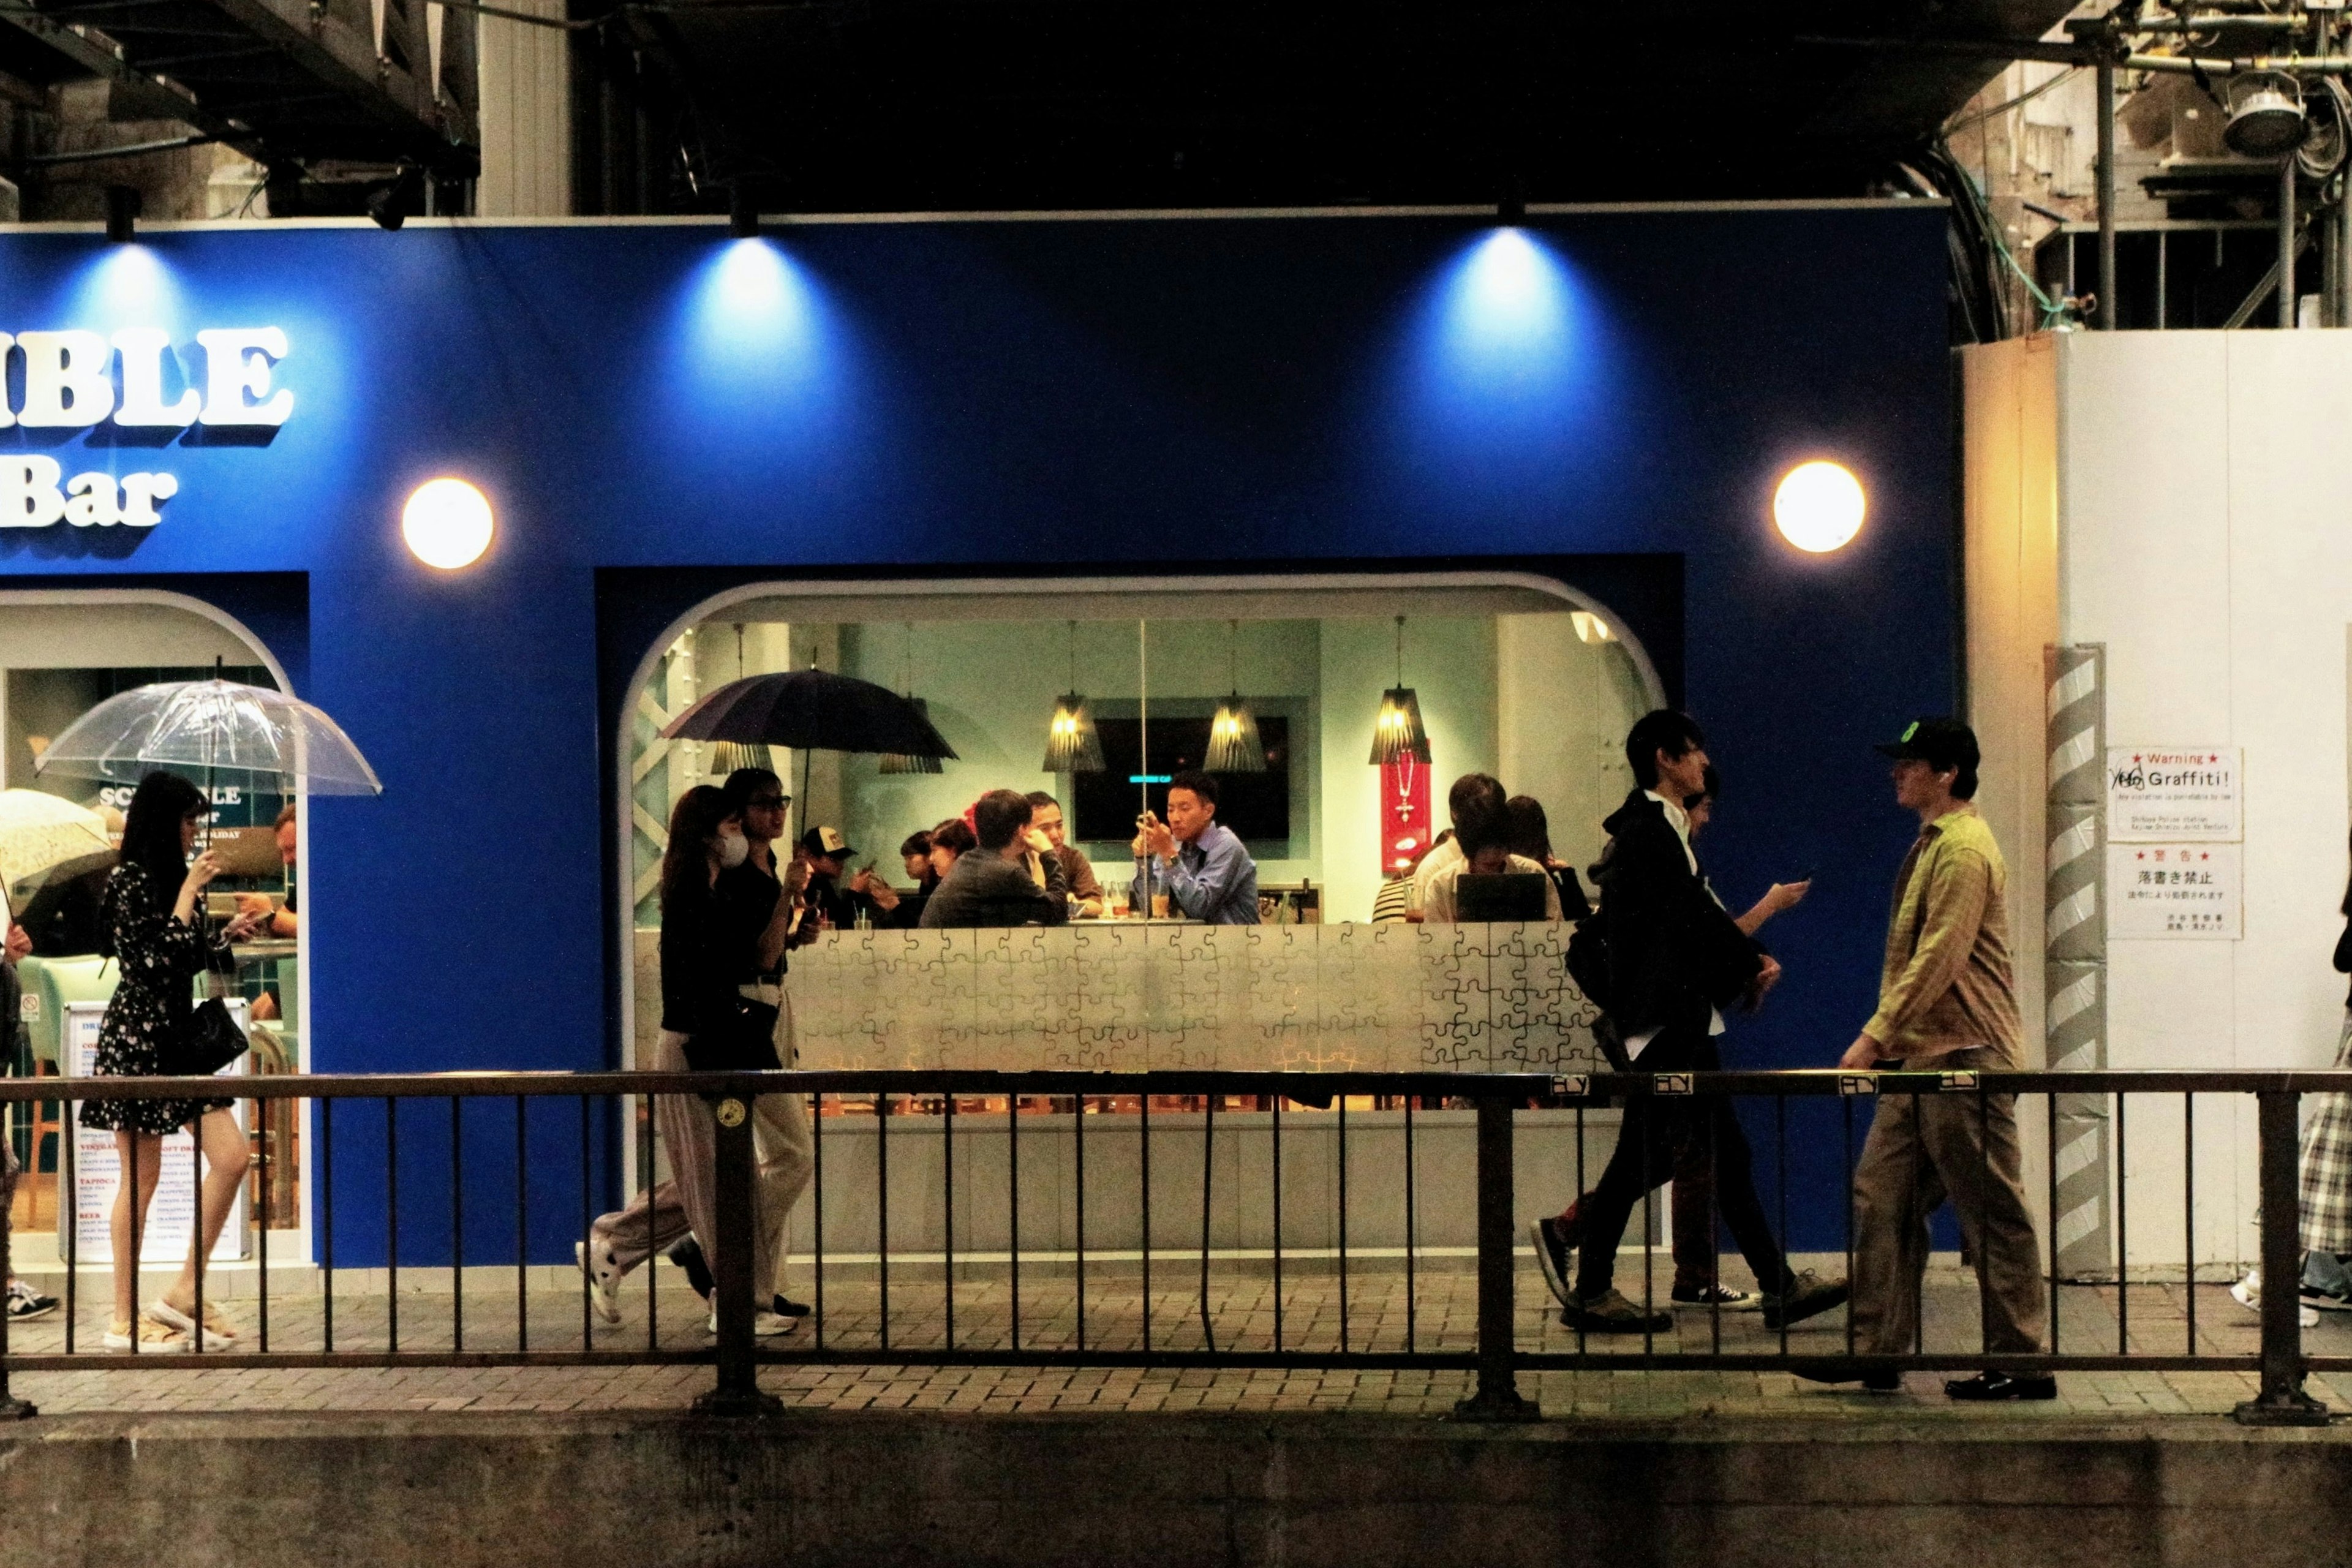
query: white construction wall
[{"left": 1964, "top": 328, "right": 2352, "bottom": 1268}]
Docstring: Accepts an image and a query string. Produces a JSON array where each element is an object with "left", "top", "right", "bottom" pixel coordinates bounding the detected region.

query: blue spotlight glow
[
  {"left": 70, "top": 244, "right": 186, "bottom": 326},
  {"left": 685, "top": 238, "right": 826, "bottom": 379},
  {"left": 1436, "top": 229, "right": 1574, "bottom": 386},
  {"left": 1387, "top": 227, "right": 1620, "bottom": 499}
]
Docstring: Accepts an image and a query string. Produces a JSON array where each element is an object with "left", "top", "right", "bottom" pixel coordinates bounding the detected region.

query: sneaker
[
  {"left": 576, "top": 1241, "right": 623, "bottom": 1325},
  {"left": 669, "top": 1237, "right": 715, "bottom": 1302},
  {"left": 2233, "top": 1267, "right": 2321, "bottom": 1328},
  {"left": 5, "top": 1280, "right": 58, "bottom": 1322},
  {"left": 1558, "top": 1287, "right": 1673, "bottom": 1335},
  {"left": 145, "top": 1297, "right": 238, "bottom": 1349},
  {"left": 1529, "top": 1216, "right": 1578, "bottom": 1310},
  {"left": 1945, "top": 1370, "right": 2057, "bottom": 1401},
  {"left": 1762, "top": 1271, "right": 1850, "bottom": 1331},
  {"left": 706, "top": 1307, "right": 798, "bottom": 1338},
  {"left": 1671, "top": 1281, "right": 1762, "bottom": 1310},
  {"left": 772, "top": 1295, "right": 812, "bottom": 1319}
]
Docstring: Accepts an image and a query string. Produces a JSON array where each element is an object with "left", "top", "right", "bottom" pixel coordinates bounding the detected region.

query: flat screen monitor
[
  {"left": 1452, "top": 872, "right": 1550, "bottom": 922},
  {"left": 1073, "top": 716, "right": 1290, "bottom": 843}
]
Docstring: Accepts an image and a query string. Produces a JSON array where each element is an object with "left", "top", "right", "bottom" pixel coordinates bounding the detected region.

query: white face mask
[{"left": 716, "top": 829, "right": 750, "bottom": 870}]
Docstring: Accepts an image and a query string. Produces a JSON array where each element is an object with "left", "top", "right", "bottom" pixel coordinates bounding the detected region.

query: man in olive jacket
[
  {"left": 1531, "top": 710, "right": 1847, "bottom": 1335},
  {"left": 1811, "top": 717, "right": 2051, "bottom": 1401}
]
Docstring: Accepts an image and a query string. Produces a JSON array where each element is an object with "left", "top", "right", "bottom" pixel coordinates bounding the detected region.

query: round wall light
[
  {"left": 1772, "top": 460, "right": 1865, "bottom": 554},
  {"left": 402, "top": 478, "right": 494, "bottom": 569}
]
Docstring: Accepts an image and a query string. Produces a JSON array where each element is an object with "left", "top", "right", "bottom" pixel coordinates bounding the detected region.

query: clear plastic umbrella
[{"left": 32, "top": 674, "right": 383, "bottom": 796}]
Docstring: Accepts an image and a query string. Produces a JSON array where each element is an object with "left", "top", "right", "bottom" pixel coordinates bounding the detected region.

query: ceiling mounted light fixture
[
  {"left": 105, "top": 184, "right": 140, "bottom": 244},
  {"left": 878, "top": 624, "right": 944, "bottom": 775},
  {"left": 2226, "top": 72, "right": 2309, "bottom": 158},
  {"left": 368, "top": 165, "right": 424, "bottom": 232},
  {"left": 1205, "top": 619, "right": 1267, "bottom": 774},
  {"left": 1041, "top": 619, "right": 1106, "bottom": 774},
  {"left": 1368, "top": 615, "right": 1431, "bottom": 766}
]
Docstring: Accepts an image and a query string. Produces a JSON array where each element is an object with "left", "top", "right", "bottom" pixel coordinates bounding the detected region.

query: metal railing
[{"left": 2, "top": 1067, "right": 2342, "bottom": 1425}]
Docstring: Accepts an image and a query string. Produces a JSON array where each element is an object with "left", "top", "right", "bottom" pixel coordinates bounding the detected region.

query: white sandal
[{"left": 146, "top": 1297, "right": 238, "bottom": 1350}]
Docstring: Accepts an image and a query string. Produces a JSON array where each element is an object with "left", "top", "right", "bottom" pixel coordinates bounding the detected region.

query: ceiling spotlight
[
  {"left": 105, "top": 184, "right": 141, "bottom": 244},
  {"left": 730, "top": 182, "right": 760, "bottom": 239},
  {"left": 368, "top": 165, "right": 425, "bottom": 232},
  {"left": 1773, "top": 460, "right": 1866, "bottom": 554},
  {"left": 2225, "top": 72, "right": 2309, "bottom": 158}
]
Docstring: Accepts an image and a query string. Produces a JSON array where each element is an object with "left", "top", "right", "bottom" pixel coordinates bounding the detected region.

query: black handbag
[
  {"left": 170, "top": 993, "right": 250, "bottom": 1076},
  {"left": 681, "top": 999, "right": 782, "bottom": 1075}
]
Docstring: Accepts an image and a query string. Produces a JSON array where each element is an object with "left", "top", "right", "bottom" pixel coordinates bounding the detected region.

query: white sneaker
[
  {"left": 576, "top": 1241, "right": 622, "bottom": 1325},
  {"left": 2231, "top": 1268, "right": 2321, "bottom": 1328},
  {"left": 706, "top": 1307, "right": 797, "bottom": 1338}
]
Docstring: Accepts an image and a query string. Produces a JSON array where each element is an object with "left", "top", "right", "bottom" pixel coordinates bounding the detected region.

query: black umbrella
[{"left": 660, "top": 669, "right": 959, "bottom": 760}]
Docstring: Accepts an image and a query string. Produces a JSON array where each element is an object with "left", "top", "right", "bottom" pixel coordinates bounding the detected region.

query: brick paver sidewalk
[{"left": 8, "top": 1257, "right": 2342, "bottom": 1419}]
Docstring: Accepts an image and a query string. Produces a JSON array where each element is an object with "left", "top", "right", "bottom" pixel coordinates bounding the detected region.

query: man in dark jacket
[
  {"left": 921, "top": 790, "right": 1071, "bottom": 929},
  {"left": 1529, "top": 710, "right": 1847, "bottom": 1334}
]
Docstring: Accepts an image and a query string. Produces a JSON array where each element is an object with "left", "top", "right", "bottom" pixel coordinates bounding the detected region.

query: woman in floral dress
[{"left": 80, "top": 771, "right": 265, "bottom": 1351}]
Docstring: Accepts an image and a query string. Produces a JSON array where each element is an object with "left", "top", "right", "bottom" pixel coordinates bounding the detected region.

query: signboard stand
[{"left": 59, "top": 999, "right": 251, "bottom": 1265}]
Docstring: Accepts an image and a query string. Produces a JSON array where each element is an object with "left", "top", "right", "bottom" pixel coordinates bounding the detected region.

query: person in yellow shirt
[{"left": 1806, "top": 718, "right": 2051, "bottom": 1401}]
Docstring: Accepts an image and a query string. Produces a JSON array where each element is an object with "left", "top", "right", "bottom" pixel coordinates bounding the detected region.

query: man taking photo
[
  {"left": 1131, "top": 770, "right": 1259, "bottom": 925},
  {"left": 1804, "top": 718, "right": 2051, "bottom": 1400}
]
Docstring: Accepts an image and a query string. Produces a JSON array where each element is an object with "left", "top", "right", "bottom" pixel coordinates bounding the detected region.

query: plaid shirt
[
  {"left": 1864, "top": 802, "right": 2022, "bottom": 1066},
  {"left": 2302, "top": 1015, "right": 2352, "bottom": 1253}
]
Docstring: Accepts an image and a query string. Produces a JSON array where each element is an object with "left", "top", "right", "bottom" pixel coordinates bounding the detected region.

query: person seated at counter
[
  {"left": 900, "top": 831, "right": 938, "bottom": 892},
  {"left": 920, "top": 791, "right": 1069, "bottom": 928},
  {"left": 1025, "top": 791, "right": 1104, "bottom": 918},
  {"left": 1421, "top": 796, "right": 1565, "bottom": 923},
  {"left": 1412, "top": 774, "right": 1506, "bottom": 910},
  {"left": 796, "top": 825, "right": 901, "bottom": 929},
  {"left": 233, "top": 802, "right": 299, "bottom": 940},
  {"left": 1131, "top": 770, "right": 1259, "bottom": 924},
  {"left": 927, "top": 818, "right": 976, "bottom": 881}
]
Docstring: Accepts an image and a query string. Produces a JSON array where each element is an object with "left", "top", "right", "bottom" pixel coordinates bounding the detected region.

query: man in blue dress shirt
[{"left": 1131, "top": 769, "right": 1260, "bottom": 924}]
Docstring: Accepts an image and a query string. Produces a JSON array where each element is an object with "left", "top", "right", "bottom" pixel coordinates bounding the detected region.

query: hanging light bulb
[
  {"left": 878, "top": 624, "right": 946, "bottom": 774},
  {"left": 1205, "top": 619, "right": 1267, "bottom": 774},
  {"left": 1368, "top": 615, "right": 1431, "bottom": 766},
  {"left": 1041, "top": 619, "right": 1107, "bottom": 774}
]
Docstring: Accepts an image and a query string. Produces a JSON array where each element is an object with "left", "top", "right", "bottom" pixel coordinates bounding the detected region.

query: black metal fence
[{"left": 2, "top": 1067, "right": 2342, "bottom": 1425}]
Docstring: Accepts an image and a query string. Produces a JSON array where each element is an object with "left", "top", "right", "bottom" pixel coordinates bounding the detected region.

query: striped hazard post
[{"left": 2046, "top": 644, "right": 2110, "bottom": 1280}]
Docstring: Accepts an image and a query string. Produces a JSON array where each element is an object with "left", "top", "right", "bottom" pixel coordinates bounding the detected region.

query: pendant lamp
[
  {"left": 1205, "top": 619, "right": 1267, "bottom": 774},
  {"left": 1368, "top": 615, "right": 1431, "bottom": 766},
  {"left": 1041, "top": 620, "right": 1107, "bottom": 774},
  {"left": 710, "top": 626, "right": 777, "bottom": 777},
  {"left": 878, "top": 624, "right": 946, "bottom": 775}
]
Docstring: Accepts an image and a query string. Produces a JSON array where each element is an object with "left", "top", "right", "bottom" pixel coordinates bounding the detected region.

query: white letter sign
[{"left": 2107, "top": 747, "right": 2241, "bottom": 842}]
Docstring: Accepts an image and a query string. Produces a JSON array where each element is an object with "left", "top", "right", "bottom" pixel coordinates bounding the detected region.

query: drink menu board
[{"left": 60, "top": 999, "right": 251, "bottom": 1264}]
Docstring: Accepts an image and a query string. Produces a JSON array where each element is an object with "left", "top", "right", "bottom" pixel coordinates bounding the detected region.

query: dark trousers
[{"left": 1574, "top": 1027, "right": 1790, "bottom": 1300}]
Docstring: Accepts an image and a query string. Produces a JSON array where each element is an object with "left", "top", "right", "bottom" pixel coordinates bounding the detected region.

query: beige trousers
[
  {"left": 1849, "top": 1047, "right": 2047, "bottom": 1355},
  {"left": 589, "top": 1002, "right": 813, "bottom": 1299}
]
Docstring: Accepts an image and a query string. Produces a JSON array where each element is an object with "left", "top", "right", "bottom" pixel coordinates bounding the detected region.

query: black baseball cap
[{"left": 1874, "top": 717, "right": 1980, "bottom": 773}]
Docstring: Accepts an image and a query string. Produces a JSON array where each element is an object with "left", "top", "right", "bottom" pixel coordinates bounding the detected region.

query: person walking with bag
[
  {"left": 80, "top": 771, "right": 265, "bottom": 1352},
  {"left": 582, "top": 787, "right": 795, "bottom": 1338}
]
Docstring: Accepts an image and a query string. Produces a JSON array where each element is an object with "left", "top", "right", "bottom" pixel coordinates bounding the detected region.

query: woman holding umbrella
[{"left": 81, "top": 772, "right": 267, "bottom": 1351}]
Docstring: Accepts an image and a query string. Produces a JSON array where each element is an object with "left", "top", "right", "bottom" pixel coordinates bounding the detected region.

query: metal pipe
[
  {"left": 2282, "top": 153, "right": 2299, "bottom": 329},
  {"left": 2127, "top": 51, "right": 2352, "bottom": 74},
  {"left": 2098, "top": 59, "right": 2119, "bottom": 329}
]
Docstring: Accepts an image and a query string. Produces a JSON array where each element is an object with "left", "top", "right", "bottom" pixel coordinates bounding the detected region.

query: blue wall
[{"left": 0, "top": 208, "right": 1955, "bottom": 1262}]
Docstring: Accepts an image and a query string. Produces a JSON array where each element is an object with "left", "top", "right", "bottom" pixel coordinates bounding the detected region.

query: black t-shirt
[{"left": 717, "top": 857, "right": 786, "bottom": 981}]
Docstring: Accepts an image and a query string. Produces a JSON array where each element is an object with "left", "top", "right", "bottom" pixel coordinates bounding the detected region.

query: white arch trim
[{"left": 612, "top": 567, "right": 1669, "bottom": 1084}]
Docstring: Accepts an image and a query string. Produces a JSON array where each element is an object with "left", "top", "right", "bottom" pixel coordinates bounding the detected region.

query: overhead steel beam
[{"left": 0, "top": 0, "right": 273, "bottom": 159}]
